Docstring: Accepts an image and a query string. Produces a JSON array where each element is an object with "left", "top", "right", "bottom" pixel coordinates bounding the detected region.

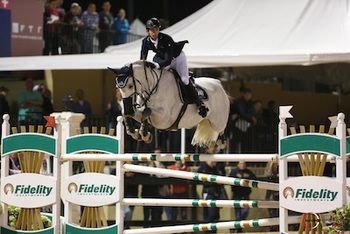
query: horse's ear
[{"left": 107, "top": 67, "right": 120, "bottom": 75}]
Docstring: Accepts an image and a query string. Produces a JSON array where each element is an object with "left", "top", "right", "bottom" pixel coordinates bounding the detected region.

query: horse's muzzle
[{"left": 123, "top": 97, "right": 135, "bottom": 117}]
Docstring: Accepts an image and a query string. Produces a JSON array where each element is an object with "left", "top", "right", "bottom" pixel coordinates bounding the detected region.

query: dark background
[{"left": 62, "top": 0, "right": 212, "bottom": 27}]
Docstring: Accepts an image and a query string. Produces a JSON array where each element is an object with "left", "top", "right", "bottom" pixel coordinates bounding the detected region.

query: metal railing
[{"left": 42, "top": 22, "right": 144, "bottom": 55}]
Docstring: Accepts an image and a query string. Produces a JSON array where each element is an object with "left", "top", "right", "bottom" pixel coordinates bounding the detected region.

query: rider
[{"left": 140, "top": 17, "right": 208, "bottom": 118}]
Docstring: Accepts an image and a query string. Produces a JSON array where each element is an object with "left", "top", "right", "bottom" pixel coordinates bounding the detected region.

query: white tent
[
  {"left": 1, "top": 0, "right": 350, "bottom": 74},
  {"left": 129, "top": 18, "right": 147, "bottom": 36}
]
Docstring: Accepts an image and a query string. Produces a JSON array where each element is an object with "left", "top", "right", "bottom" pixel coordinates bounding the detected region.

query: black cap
[
  {"left": 146, "top": 18, "right": 161, "bottom": 29},
  {"left": 242, "top": 87, "right": 251, "bottom": 93},
  {"left": 0, "top": 86, "right": 9, "bottom": 92}
]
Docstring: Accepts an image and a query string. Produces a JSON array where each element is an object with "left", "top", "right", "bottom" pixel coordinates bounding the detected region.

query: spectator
[
  {"left": 0, "top": 86, "right": 10, "bottom": 139},
  {"left": 265, "top": 161, "right": 279, "bottom": 232},
  {"left": 111, "top": 161, "right": 139, "bottom": 229},
  {"left": 197, "top": 161, "right": 221, "bottom": 233},
  {"left": 18, "top": 78, "right": 43, "bottom": 127},
  {"left": 153, "top": 147, "right": 172, "bottom": 221},
  {"left": 43, "top": 0, "right": 60, "bottom": 55},
  {"left": 123, "top": 163, "right": 139, "bottom": 228},
  {"left": 113, "top": 8, "right": 130, "bottom": 45},
  {"left": 106, "top": 88, "right": 123, "bottom": 130},
  {"left": 34, "top": 83, "right": 54, "bottom": 116},
  {"left": 229, "top": 160, "right": 256, "bottom": 233},
  {"left": 79, "top": 3, "right": 99, "bottom": 53},
  {"left": 56, "top": 0, "right": 65, "bottom": 21},
  {"left": 251, "top": 100, "right": 265, "bottom": 151},
  {"left": 262, "top": 100, "right": 278, "bottom": 153},
  {"left": 61, "top": 2, "right": 83, "bottom": 54},
  {"left": 141, "top": 160, "right": 164, "bottom": 226},
  {"left": 168, "top": 160, "right": 190, "bottom": 221},
  {"left": 9, "top": 153, "right": 21, "bottom": 175},
  {"left": 230, "top": 87, "right": 256, "bottom": 153},
  {"left": 72, "top": 88, "right": 92, "bottom": 129},
  {"left": 98, "top": 1, "right": 114, "bottom": 52}
]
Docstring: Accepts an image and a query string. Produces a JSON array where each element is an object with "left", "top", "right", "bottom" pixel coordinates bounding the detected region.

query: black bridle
[{"left": 128, "top": 61, "right": 164, "bottom": 109}]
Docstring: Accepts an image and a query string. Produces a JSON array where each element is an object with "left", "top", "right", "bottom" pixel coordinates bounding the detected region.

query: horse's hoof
[
  {"left": 144, "top": 133, "right": 153, "bottom": 144},
  {"left": 217, "top": 140, "right": 227, "bottom": 150},
  {"left": 128, "top": 129, "right": 140, "bottom": 140}
]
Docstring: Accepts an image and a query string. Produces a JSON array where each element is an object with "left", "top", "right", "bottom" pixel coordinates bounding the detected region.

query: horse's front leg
[
  {"left": 123, "top": 116, "right": 140, "bottom": 140},
  {"left": 139, "top": 120, "right": 152, "bottom": 143}
]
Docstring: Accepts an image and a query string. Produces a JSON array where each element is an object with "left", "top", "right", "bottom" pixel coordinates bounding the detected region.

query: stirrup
[{"left": 198, "top": 105, "right": 209, "bottom": 118}]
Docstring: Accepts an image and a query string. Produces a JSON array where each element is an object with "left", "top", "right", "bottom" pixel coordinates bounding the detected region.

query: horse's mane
[{"left": 132, "top": 60, "right": 146, "bottom": 67}]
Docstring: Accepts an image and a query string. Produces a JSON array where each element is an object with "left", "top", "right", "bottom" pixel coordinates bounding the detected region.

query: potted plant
[{"left": 323, "top": 204, "right": 350, "bottom": 233}]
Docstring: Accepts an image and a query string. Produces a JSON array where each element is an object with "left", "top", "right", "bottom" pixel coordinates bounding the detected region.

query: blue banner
[{"left": 0, "top": 4, "right": 11, "bottom": 57}]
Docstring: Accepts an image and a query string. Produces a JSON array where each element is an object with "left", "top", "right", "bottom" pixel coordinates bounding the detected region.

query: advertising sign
[
  {"left": 1, "top": 173, "right": 56, "bottom": 208},
  {"left": 11, "top": 0, "right": 43, "bottom": 56},
  {"left": 280, "top": 176, "right": 342, "bottom": 213},
  {"left": 0, "top": 0, "right": 11, "bottom": 56},
  {"left": 65, "top": 173, "right": 119, "bottom": 207}
]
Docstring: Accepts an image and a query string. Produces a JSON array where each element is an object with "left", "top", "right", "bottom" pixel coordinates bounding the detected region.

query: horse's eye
[{"left": 128, "top": 84, "right": 133, "bottom": 89}]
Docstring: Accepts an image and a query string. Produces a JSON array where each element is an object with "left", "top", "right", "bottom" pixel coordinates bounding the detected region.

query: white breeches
[{"left": 168, "top": 51, "right": 189, "bottom": 85}]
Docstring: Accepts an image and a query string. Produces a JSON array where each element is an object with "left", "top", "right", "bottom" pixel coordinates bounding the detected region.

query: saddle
[{"left": 171, "top": 70, "right": 208, "bottom": 104}]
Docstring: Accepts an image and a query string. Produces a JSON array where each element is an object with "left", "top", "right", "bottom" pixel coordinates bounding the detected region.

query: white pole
[
  {"left": 123, "top": 164, "right": 279, "bottom": 191},
  {"left": 123, "top": 216, "right": 304, "bottom": 234},
  {"left": 123, "top": 198, "right": 279, "bottom": 208},
  {"left": 278, "top": 106, "right": 293, "bottom": 233},
  {"left": 181, "top": 128, "right": 185, "bottom": 155}
]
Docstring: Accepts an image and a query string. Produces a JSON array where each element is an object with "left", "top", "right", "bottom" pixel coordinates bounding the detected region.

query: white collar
[{"left": 150, "top": 38, "right": 158, "bottom": 48}]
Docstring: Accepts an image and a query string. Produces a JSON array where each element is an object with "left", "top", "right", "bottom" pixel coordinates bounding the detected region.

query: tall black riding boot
[{"left": 186, "top": 82, "right": 208, "bottom": 118}]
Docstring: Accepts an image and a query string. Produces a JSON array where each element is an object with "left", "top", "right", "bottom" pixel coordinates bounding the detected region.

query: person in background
[
  {"left": 106, "top": 88, "right": 123, "bottom": 130},
  {"left": 197, "top": 161, "right": 221, "bottom": 234},
  {"left": 9, "top": 153, "right": 21, "bottom": 175},
  {"left": 141, "top": 160, "right": 164, "bottom": 225},
  {"left": 72, "top": 88, "right": 92, "bottom": 129},
  {"left": 111, "top": 161, "right": 139, "bottom": 229},
  {"left": 168, "top": 160, "right": 190, "bottom": 221},
  {"left": 151, "top": 147, "right": 172, "bottom": 221},
  {"left": 62, "top": 2, "right": 83, "bottom": 54},
  {"left": 98, "top": 1, "right": 113, "bottom": 52},
  {"left": 18, "top": 78, "right": 43, "bottom": 127},
  {"left": 265, "top": 161, "right": 279, "bottom": 232},
  {"left": 43, "top": 0, "right": 60, "bottom": 55},
  {"left": 262, "top": 100, "right": 278, "bottom": 153},
  {"left": 79, "top": 3, "right": 99, "bottom": 53},
  {"left": 229, "top": 160, "right": 256, "bottom": 233},
  {"left": 230, "top": 87, "right": 256, "bottom": 154},
  {"left": 0, "top": 86, "right": 10, "bottom": 140},
  {"left": 34, "top": 83, "right": 54, "bottom": 116},
  {"left": 56, "top": 0, "right": 65, "bottom": 21},
  {"left": 113, "top": 8, "right": 130, "bottom": 45}
]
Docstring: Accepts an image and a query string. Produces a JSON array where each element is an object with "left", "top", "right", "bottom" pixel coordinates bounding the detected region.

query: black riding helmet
[{"left": 146, "top": 18, "right": 161, "bottom": 30}]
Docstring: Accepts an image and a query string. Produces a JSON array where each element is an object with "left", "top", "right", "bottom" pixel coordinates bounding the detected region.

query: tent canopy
[{"left": 1, "top": 0, "right": 350, "bottom": 74}]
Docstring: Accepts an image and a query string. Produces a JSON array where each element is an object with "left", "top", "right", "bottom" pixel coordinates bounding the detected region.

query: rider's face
[{"left": 148, "top": 27, "right": 160, "bottom": 40}]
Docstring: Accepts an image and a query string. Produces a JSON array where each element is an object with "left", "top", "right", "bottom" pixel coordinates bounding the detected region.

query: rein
[{"left": 131, "top": 63, "right": 163, "bottom": 108}]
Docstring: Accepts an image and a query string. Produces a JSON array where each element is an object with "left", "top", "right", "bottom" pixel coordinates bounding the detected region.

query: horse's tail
[{"left": 191, "top": 118, "right": 218, "bottom": 147}]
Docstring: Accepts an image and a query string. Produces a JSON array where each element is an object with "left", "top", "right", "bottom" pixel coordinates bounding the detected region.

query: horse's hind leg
[{"left": 216, "top": 133, "right": 227, "bottom": 150}]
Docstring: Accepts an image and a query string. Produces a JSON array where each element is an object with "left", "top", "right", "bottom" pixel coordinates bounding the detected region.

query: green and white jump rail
[{"left": 123, "top": 164, "right": 279, "bottom": 191}]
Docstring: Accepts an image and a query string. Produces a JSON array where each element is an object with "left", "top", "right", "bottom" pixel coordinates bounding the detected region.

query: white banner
[
  {"left": 280, "top": 176, "right": 342, "bottom": 213},
  {"left": 65, "top": 173, "right": 119, "bottom": 206},
  {"left": 1, "top": 173, "right": 56, "bottom": 208}
]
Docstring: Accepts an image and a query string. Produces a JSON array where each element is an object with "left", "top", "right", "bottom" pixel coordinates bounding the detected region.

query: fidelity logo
[
  {"left": 283, "top": 186, "right": 338, "bottom": 201},
  {"left": 68, "top": 182, "right": 116, "bottom": 195},
  {"left": 3, "top": 183, "right": 53, "bottom": 196}
]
